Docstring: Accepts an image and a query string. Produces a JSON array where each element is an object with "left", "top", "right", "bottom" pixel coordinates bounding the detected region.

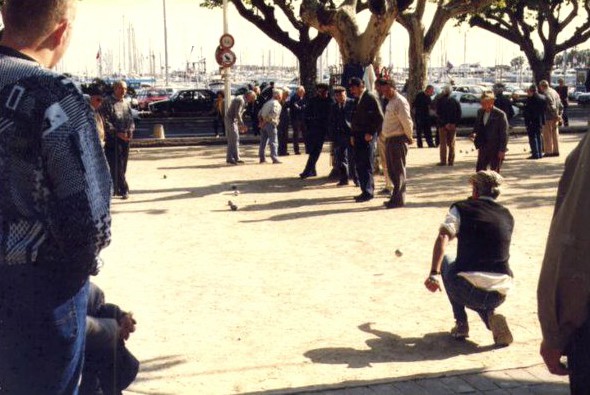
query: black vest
[{"left": 453, "top": 199, "right": 514, "bottom": 276}]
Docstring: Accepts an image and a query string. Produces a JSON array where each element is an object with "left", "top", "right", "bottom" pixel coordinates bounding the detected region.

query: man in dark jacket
[
  {"left": 435, "top": 86, "right": 462, "bottom": 166},
  {"left": 492, "top": 84, "right": 515, "bottom": 125},
  {"left": 472, "top": 91, "right": 509, "bottom": 173},
  {"left": 425, "top": 170, "right": 514, "bottom": 347},
  {"left": 299, "top": 83, "right": 333, "bottom": 178},
  {"left": 329, "top": 86, "right": 357, "bottom": 186},
  {"left": 523, "top": 84, "right": 546, "bottom": 160},
  {"left": 349, "top": 77, "right": 384, "bottom": 202},
  {"left": 555, "top": 78, "right": 569, "bottom": 127},
  {"left": 290, "top": 86, "right": 307, "bottom": 155},
  {"left": 412, "top": 85, "right": 435, "bottom": 148}
]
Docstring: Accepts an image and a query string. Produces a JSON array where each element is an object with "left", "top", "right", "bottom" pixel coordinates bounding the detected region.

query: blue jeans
[
  {"left": 259, "top": 123, "right": 278, "bottom": 162},
  {"left": 0, "top": 266, "right": 89, "bottom": 395},
  {"left": 441, "top": 255, "right": 505, "bottom": 327},
  {"left": 527, "top": 126, "right": 542, "bottom": 159}
]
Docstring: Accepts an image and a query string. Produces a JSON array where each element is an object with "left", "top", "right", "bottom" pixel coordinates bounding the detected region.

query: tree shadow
[
  {"left": 122, "top": 176, "right": 335, "bottom": 205},
  {"left": 304, "top": 323, "right": 497, "bottom": 369}
]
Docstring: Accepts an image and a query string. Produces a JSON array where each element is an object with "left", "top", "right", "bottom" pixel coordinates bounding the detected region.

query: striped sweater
[{"left": 0, "top": 46, "right": 112, "bottom": 277}]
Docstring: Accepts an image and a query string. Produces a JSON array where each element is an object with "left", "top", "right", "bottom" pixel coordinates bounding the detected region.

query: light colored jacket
[
  {"left": 381, "top": 93, "right": 414, "bottom": 143},
  {"left": 258, "top": 98, "right": 282, "bottom": 126}
]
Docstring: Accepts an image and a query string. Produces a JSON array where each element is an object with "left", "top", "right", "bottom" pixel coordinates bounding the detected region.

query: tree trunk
[
  {"left": 527, "top": 54, "right": 554, "bottom": 84},
  {"left": 406, "top": 21, "right": 429, "bottom": 104},
  {"left": 298, "top": 52, "right": 319, "bottom": 95}
]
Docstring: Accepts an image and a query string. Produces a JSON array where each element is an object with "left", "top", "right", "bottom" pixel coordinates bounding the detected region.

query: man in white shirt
[
  {"left": 258, "top": 89, "right": 283, "bottom": 164},
  {"left": 378, "top": 79, "right": 414, "bottom": 208},
  {"left": 424, "top": 170, "right": 515, "bottom": 347}
]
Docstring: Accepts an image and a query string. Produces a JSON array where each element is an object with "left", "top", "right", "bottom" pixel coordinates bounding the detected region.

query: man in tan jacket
[
  {"left": 378, "top": 79, "right": 413, "bottom": 208},
  {"left": 538, "top": 133, "right": 590, "bottom": 393}
]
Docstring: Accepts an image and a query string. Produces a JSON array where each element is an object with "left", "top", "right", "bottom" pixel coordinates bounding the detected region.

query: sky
[{"left": 2, "top": 0, "right": 588, "bottom": 77}]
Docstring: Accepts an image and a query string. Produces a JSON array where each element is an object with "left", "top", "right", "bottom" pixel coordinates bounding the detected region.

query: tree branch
[{"left": 274, "top": 0, "right": 305, "bottom": 30}]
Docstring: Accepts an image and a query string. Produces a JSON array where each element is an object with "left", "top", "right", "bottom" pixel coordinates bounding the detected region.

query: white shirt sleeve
[{"left": 440, "top": 206, "right": 461, "bottom": 236}]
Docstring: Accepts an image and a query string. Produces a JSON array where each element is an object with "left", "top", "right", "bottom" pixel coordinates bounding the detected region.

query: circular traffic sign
[
  {"left": 219, "top": 49, "right": 237, "bottom": 67},
  {"left": 219, "top": 34, "right": 235, "bottom": 49}
]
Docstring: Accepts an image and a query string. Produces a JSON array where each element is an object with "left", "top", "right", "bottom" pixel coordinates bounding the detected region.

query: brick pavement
[{"left": 291, "top": 365, "right": 569, "bottom": 394}]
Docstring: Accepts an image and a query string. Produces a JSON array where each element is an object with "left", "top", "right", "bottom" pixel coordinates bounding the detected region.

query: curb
[{"left": 130, "top": 125, "right": 588, "bottom": 149}]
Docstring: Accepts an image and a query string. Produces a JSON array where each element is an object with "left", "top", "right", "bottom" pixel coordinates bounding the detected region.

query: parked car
[
  {"left": 453, "top": 85, "right": 484, "bottom": 95},
  {"left": 137, "top": 88, "right": 173, "bottom": 111},
  {"left": 503, "top": 85, "right": 528, "bottom": 106},
  {"left": 570, "top": 86, "right": 587, "bottom": 101},
  {"left": 149, "top": 89, "right": 216, "bottom": 117},
  {"left": 577, "top": 92, "right": 590, "bottom": 106},
  {"left": 449, "top": 91, "right": 519, "bottom": 120}
]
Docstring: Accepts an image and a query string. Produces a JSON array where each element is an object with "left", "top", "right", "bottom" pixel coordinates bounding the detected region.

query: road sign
[
  {"left": 219, "top": 34, "right": 235, "bottom": 49},
  {"left": 219, "top": 49, "right": 237, "bottom": 67}
]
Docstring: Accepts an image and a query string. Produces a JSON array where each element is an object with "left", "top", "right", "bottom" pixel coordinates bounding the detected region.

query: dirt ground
[{"left": 95, "top": 134, "right": 583, "bottom": 395}]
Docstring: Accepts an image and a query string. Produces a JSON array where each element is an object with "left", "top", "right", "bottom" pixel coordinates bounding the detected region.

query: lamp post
[
  {"left": 163, "top": 0, "right": 169, "bottom": 86},
  {"left": 223, "top": 0, "right": 231, "bottom": 109}
]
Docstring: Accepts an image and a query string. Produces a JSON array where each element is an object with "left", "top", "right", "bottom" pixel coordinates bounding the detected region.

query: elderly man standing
[
  {"left": 379, "top": 79, "right": 414, "bottom": 208},
  {"left": 300, "top": 83, "right": 333, "bottom": 178},
  {"left": 329, "top": 85, "right": 356, "bottom": 186},
  {"left": 472, "top": 91, "right": 509, "bottom": 173},
  {"left": 100, "top": 80, "right": 135, "bottom": 199},
  {"left": 412, "top": 85, "right": 436, "bottom": 148},
  {"left": 538, "top": 133, "right": 590, "bottom": 393},
  {"left": 349, "top": 77, "right": 384, "bottom": 202},
  {"left": 0, "top": 0, "right": 112, "bottom": 393},
  {"left": 290, "top": 86, "right": 307, "bottom": 155},
  {"left": 225, "top": 90, "right": 256, "bottom": 165},
  {"left": 258, "top": 89, "right": 283, "bottom": 164},
  {"left": 435, "top": 86, "right": 462, "bottom": 166},
  {"left": 538, "top": 80, "right": 563, "bottom": 157},
  {"left": 425, "top": 171, "right": 514, "bottom": 347},
  {"left": 523, "top": 84, "right": 546, "bottom": 160}
]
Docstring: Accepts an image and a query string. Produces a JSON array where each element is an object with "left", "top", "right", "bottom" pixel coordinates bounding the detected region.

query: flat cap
[{"left": 469, "top": 170, "right": 503, "bottom": 190}]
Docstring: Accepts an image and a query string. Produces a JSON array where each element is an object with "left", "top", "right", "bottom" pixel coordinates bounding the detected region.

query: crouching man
[
  {"left": 80, "top": 283, "right": 139, "bottom": 395},
  {"left": 424, "top": 170, "right": 514, "bottom": 347}
]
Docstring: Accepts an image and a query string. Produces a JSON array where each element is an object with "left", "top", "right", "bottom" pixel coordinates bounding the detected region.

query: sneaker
[
  {"left": 489, "top": 314, "right": 513, "bottom": 347},
  {"left": 450, "top": 321, "right": 469, "bottom": 340}
]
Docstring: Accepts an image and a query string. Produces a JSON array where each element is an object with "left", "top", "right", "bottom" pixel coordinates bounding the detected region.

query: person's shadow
[{"left": 304, "top": 323, "right": 497, "bottom": 368}]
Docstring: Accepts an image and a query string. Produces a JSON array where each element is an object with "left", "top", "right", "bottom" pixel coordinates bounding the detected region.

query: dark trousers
[
  {"left": 105, "top": 139, "right": 130, "bottom": 196},
  {"left": 567, "top": 315, "right": 590, "bottom": 394},
  {"left": 527, "top": 126, "right": 543, "bottom": 159},
  {"left": 278, "top": 122, "right": 289, "bottom": 155},
  {"left": 385, "top": 136, "right": 408, "bottom": 206},
  {"left": 303, "top": 136, "right": 325, "bottom": 175},
  {"left": 476, "top": 148, "right": 503, "bottom": 173},
  {"left": 213, "top": 115, "right": 225, "bottom": 136},
  {"left": 353, "top": 135, "right": 375, "bottom": 197},
  {"left": 441, "top": 256, "right": 505, "bottom": 327},
  {"left": 416, "top": 118, "right": 434, "bottom": 148},
  {"left": 292, "top": 118, "right": 306, "bottom": 154},
  {"left": 334, "top": 137, "right": 355, "bottom": 183},
  {"left": 562, "top": 106, "right": 569, "bottom": 127}
]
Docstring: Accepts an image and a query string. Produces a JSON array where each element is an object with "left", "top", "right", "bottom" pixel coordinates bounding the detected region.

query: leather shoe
[
  {"left": 336, "top": 180, "right": 349, "bottom": 186},
  {"left": 354, "top": 193, "right": 373, "bottom": 202},
  {"left": 384, "top": 200, "right": 403, "bottom": 209},
  {"left": 227, "top": 160, "right": 237, "bottom": 165}
]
